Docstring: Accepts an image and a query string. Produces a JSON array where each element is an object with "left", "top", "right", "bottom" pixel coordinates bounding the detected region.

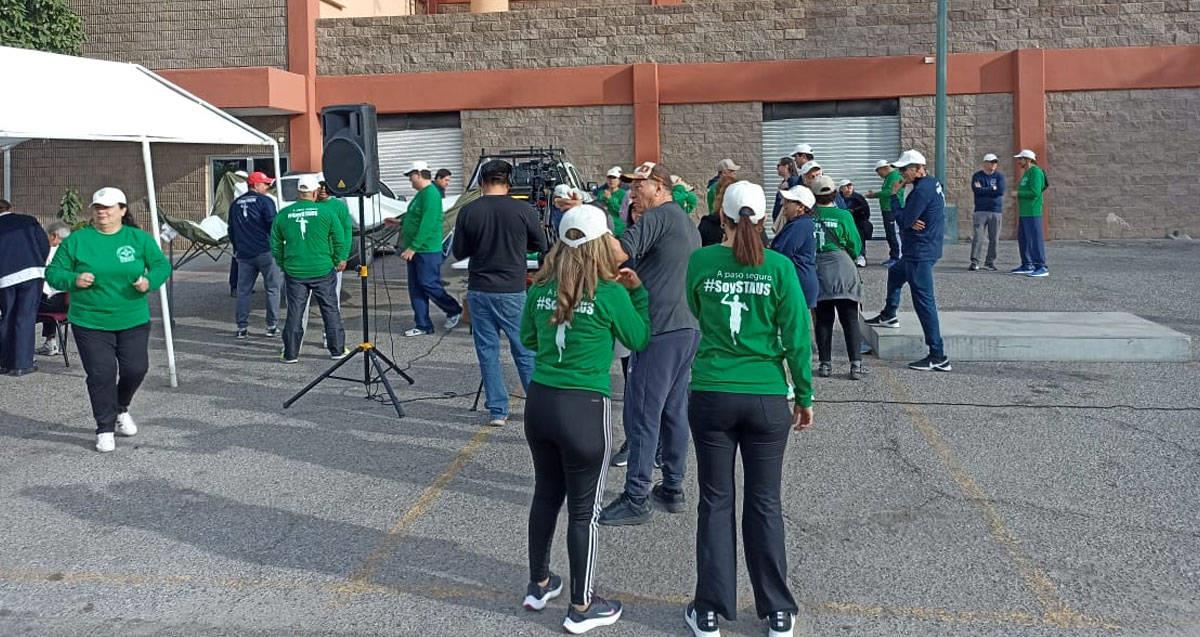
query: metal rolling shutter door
[
  {"left": 762, "top": 115, "right": 900, "bottom": 233},
  {"left": 378, "top": 127, "right": 464, "bottom": 199}
]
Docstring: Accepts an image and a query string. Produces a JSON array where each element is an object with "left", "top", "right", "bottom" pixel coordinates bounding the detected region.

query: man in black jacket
[
  {"left": 451, "top": 160, "right": 548, "bottom": 427},
  {"left": 839, "top": 179, "right": 872, "bottom": 267},
  {"left": 0, "top": 199, "right": 51, "bottom": 376}
]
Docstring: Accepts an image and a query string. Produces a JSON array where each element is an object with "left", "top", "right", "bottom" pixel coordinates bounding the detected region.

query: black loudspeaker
[{"left": 321, "top": 103, "right": 379, "bottom": 197}]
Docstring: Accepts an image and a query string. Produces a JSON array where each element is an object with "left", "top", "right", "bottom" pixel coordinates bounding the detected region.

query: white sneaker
[
  {"left": 855, "top": 255, "right": 867, "bottom": 267},
  {"left": 96, "top": 433, "right": 115, "bottom": 453},
  {"left": 115, "top": 412, "right": 138, "bottom": 437},
  {"left": 404, "top": 328, "right": 431, "bottom": 337},
  {"left": 37, "top": 340, "right": 60, "bottom": 356},
  {"left": 444, "top": 313, "right": 463, "bottom": 330}
]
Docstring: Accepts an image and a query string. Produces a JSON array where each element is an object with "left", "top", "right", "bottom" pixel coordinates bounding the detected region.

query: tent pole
[
  {"left": 141, "top": 139, "right": 179, "bottom": 388},
  {"left": 272, "top": 142, "right": 283, "bottom": 201}
]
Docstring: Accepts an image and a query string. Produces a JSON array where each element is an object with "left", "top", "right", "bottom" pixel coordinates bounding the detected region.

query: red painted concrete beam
[
  {"left": 161, "top": 67, "right": 308, "bottom": 114},
  {"left": 632, "top": 63, "right": 661, "bottom": 163},
  {"left": 288, "top": 0, "right": 321, "bottom": 172}
]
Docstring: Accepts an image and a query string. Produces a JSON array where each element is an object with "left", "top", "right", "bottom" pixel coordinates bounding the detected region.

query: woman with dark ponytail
[{"left": 682, "top": 181, "right": 813, "bottom": 637}]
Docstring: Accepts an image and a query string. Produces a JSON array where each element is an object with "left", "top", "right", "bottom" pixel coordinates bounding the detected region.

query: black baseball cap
[{"left": 480, "top": 159, "right": 512, "bottom": 179}]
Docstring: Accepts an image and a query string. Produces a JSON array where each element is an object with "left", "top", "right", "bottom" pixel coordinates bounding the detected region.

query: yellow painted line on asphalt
[
  {"left": 0, "top": 565, "right": 1120, "bottom": 629},
  {"left": 334, "top": 425, "right": 495, "bottom": 598},
  {"left": 880, "top": 369, "right": 1111, "bottom": 629}
]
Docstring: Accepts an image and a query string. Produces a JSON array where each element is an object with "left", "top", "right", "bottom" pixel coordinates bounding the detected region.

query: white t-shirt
[{"left": 44, "top": 245, "right": 60, "bottom": 296}]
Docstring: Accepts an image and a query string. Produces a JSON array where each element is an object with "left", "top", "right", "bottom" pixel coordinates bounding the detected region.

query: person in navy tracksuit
[
  {"left": 769, "top": 185, "right": 819, "bottom": 313},
  {"left": 864, "top": 150, "right": 950, "bottom": 372},
  {"left": 0, "top": 199, "right": 51, "bottom": 376}
]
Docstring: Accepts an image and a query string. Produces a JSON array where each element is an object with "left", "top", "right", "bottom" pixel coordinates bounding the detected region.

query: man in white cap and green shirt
[
  {"left": 706, "top": 158, "right": 739, "bottom": 213},
  {"left": 400, "top": 160, "right": 462, "bottom": 337},
  {"left": 1012, "top": 149, "right": 1048, "bottom": 277},
  {"left": 866, "top": 159, "right": 905, "bottom": 266},
  {"left": 969, "top": 153, "right": 1006, "bottom": 271},
  {"left": 864, "top": 149, "right": 950, "bottom": 372},
  {"left": 271, "top": 173, "right": 348, "bottom": 363}
]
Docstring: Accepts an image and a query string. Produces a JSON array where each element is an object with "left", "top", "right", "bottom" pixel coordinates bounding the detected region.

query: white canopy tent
[{"left": 0, "top": 46, "right": 284, "bottom": 387}]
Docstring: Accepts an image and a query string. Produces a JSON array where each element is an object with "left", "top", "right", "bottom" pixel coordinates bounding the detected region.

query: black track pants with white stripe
[{"left": 525, "top": 381, "right": 611, "bottom": 607}]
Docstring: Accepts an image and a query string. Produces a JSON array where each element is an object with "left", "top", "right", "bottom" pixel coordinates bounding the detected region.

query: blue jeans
[
  {"left": 235, "top": 252, "right": 282, "bottom": 329},
  {"left": 883, "top": 258, "right": 945, "bottom": 358},
  {"left": 406, "top": 252, "right": 462, "bottom": 333},
  {"left": 467, "top": 290, "right": 534, "bottom": 419},
  {"left": 1017, "top": 216, "right": 1046, "bottom": 269},
  {"left": 623, "top": 328, "right": 700, "bottom": 499}
]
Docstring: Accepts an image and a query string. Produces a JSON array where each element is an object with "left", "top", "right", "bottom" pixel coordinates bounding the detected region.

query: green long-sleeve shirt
[
  {"left": 707, "top": 181, "right": 718, "bottom": 213},
  {"left": 271, "top": 200, "right": 346, "bottom": 279},
  {"left": 320, "top": 197, "right": 354, "bottom": 261},
  {"left": 814, "top": 205, "right": 862, "bottom": 259},
  {"left": 868, "top": 170, "right": 905, "bottom": 212},
  {"left": 521, "top": 281, "right": 650, "bottom": 396},
  {"left": 1017, "top": 164, "right": 1046, "bottom": 217},
  {"left": 402, "top": 184, "right": 445, "bottom": 253},
  {"left": 44, "top": 225, "right": 171, "bottom": 332},
  {"left": 686, "top": 245, "right": 814, "bottom": 408}
]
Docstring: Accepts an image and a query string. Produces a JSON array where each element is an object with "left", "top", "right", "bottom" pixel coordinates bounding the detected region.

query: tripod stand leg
[
  {"left": 472, "top": 377, "right": 484, "bottom": 412},
  {"left": 371, "top": 347, "right": 415, "bottom": 385},
  {"left": 283, "top": 348, "right": 361, "bottom": 409},
  {"left": 367, "top": 350, "right": 406, "bottom": 419}
]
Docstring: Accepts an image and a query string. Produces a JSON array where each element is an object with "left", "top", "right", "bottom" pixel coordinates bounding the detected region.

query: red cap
[{"left": 247, "top": 171, "right": 275, "bottom": 185}]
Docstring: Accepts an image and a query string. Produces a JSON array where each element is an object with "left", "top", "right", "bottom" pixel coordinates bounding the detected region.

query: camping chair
[{"left": 36, "top": 295, "right": 71, "bottom": 368}]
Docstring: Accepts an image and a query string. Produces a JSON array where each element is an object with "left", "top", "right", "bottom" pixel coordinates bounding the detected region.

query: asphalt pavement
[{"left": 0, "top": 239, "right": 1197, "bottom": 637}]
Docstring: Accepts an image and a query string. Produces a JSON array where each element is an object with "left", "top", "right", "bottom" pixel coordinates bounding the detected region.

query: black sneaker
[
  {"left": 563, "top": 597, "right": 622, "bottom": 634},
  {"left": 849, "top": 360, "right": 865, "bottom": 381},
  {"left": 651, "top": 483, "right": 686, "bottom": 513},
  {"left": 598, "top": 493, "right": 651, "bottom": 526},
  {"left": 983, "top": 263, "right": 998, "bottom": 271},
  {"left": 864, "top": 314, "right": 900, "bottom": 328},
  {"left": 684, "top": 602, "right": 720, "bottom": 637},
  {"left": 768, "top": 611, "right": 795, "bottom": 637},
  {"left": 610, "top": 441, "right": 629, "bottom": 467},
  {"left": 235, "top": 328, "right": 248, "bottom": 339},
  {"left": 968, "top": 263, "right": 979, "bottom": 271},
  {"left": 817, "top": 362, "right": 832, "bottom": 378},
  {"left": 264, "top": 326, "right": 280, "bottom": 338},
  {"left": 522, "top": 573, "right": 562, "bottom": 611},
  {"left": 908, "top": 355, "right": 952, "bottom": 372}
]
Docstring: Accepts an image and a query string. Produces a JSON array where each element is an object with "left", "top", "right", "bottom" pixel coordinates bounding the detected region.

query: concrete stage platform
[{"left": 864, "top": 311, "right": 1192, "bottom": 362}]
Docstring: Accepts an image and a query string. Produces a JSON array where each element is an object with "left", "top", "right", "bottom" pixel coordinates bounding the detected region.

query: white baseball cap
[
  {"left": 791, "top": 143, "right": 814, "bottom": 156},
  {"left": 1014, "top": 149, "right": 1037, "bottom": 160},
  {"left": 721, "top": 181, "right": 766, "bottom": 224},
  {"left": 810, "top": 175, "right": 838, "bottom": 196},
  {"left": 558, "top": 205, "right": 612, "bottom": 248},
  {"left": 892, "top": 149, "right": 928, "bottom": 169},
  {"left": 874, "top": 159, "right": 891, "bottom": 170},
  {"left": 779, "top": 184, "right": 816, "bottom": 209},
  {"left": 838, "top": 179, "right": 853, "bottom": 188},
  {"left": 90, "top": 187, "right": 127, "bottom": 207},
  {"left": 296, "top": 174, "right": 322, "bottom": 192},
  {"left": 799, "top": 160, "right": 822, "bottom": 175},
  {"left": 606, "top": 166, "right": 623, "bottom": 178},
  {"left": 717, "top": 158, "right": 741, "bottom": 172},
  {"left": 403, "top": 160, "right": 431, "bottom": 176},
  {"left": 983, "top": 153, "right": 999, "bottom": 162}
]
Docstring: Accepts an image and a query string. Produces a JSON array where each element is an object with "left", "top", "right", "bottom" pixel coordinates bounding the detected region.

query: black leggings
[
  {"left": 815, "top": 299, "right": 861, "bottom": 363},
  {"left": 73, "top": 323, "right": 151, "bottom": 434},
  {"left": 524, "top": 382, "right": 611, "bottom": 607}
]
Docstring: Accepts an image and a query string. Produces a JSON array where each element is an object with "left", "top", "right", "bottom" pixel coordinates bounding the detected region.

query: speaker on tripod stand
[{"left": 283, "top": 103, "right": 414, "bottom": 418}]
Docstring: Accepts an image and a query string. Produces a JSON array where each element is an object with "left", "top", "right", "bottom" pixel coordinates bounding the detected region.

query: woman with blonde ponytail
[{"left": 518, "top": 205, "right": 650, "bottom": 634}]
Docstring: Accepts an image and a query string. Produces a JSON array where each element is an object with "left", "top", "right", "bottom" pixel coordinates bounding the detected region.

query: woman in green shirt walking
[
  {"left": 519, "top": 205, "right": 650, "bottom": 634},
  {"left": 44, "top": 187, "right": 171, "bottom": 453},
  {"left": 809, "top": 175, "right": 866, "bottom": 380},
  {"left": 683, "top": 181, "right": 813, "bottom": 637}
]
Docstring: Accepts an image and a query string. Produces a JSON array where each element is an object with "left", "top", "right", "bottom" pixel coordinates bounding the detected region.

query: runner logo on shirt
[
  {"left": 720, "top": 294, "right": 749, "bottom": 344},
  {"left": 117, "top": 245, "right": 136, "bottom": 263},
  {"left": 701, "top": 272, "right": 774, "bottom": 345}
]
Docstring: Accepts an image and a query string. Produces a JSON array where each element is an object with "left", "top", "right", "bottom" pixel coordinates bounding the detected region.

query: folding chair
[{"left": 36, "top": 295, "right": 71, "bottom": 368}]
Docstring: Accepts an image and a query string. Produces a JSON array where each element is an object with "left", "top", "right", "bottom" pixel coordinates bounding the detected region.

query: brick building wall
[
  {"left": 901, "top": 94, "right": 1015, "bottom": 238},
  {"left": 317, "top": 0, "right": 1200, "bottom": 75},
  {"left": 660, "top": 103, "right": 763, "bottom": 215},
  {"left": 69, "top": 0, "right": 289, "bottom": 70},
  {"left": 1046, "top": 88, "right": 1200, "bottom": 239},
  {"left": 6, "top": 117, "right": 289, "bottom": 226},
  {"left": 460, "top": 106, "right": 634, "bottom": 187}
]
